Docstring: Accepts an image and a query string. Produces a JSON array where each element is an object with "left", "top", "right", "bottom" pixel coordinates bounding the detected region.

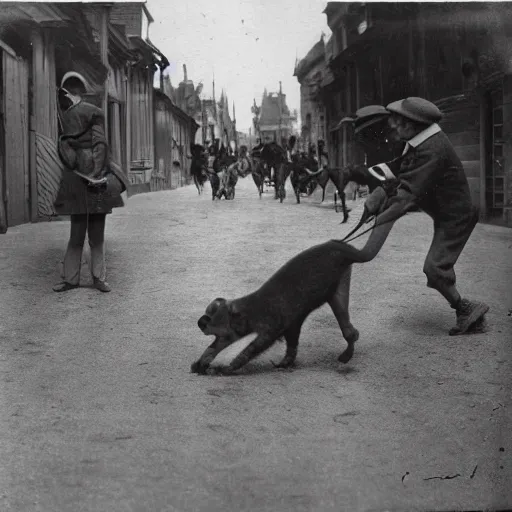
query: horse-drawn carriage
[{"left": 250, "top": 140, "right": 320, "bottom": 203}]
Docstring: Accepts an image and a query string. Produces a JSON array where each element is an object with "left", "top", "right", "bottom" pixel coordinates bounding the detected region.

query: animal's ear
[
  {"left": 205, "top": 297, "right": 226, "bottom": 315},
  {"left": 228, "top": 302, "right": 248, "bottom": 334}
]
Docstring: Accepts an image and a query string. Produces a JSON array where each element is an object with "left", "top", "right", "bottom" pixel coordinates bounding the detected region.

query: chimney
[{"left": 183, "top": 64, "right": 187, "bottom": 82}]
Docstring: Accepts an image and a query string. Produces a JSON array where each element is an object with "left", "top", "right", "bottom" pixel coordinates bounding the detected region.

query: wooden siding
[
  {"left": 154, "top": 101, "right": 173, "bottom": 189},
  {"left": 109, "top": 4, "right": 142, "bottom": 37},
  {"left": 3, "top": 50, "right": 30, "bottom": 227},
  {"left": 0, "top": 45, "right": 5, "bottom": 232},
  {"left": 441, "top": 103, "right": 481, "bottom": 208},
  {"left": 31, "top": 28, "right": 59, "bottom": 221},
  {"left": 153, "top": 92, "right": 196, "bottom": 191},
  {"left": 35, "top": 132, "right": 63, "bottom": 218},
  {"left": 130, "top": 66, "right": 154, "bottom": 175}
]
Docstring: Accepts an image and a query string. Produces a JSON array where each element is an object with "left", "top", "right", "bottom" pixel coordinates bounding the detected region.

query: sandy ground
[{"left": 0, "top": 176, "right": 511, "bottom": 512}]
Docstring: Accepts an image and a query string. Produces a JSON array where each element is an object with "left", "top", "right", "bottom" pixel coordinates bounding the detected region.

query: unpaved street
[{"left": 1, "top": 177, "right": 511, "bottom": 512}]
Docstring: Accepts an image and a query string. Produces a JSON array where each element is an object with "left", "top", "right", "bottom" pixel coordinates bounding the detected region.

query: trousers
[
  {"left": 63, "top": 214, "right": 107, "bottom": 285},
  {"left": 423, "top": 207, "right": 479, "bottom": 290}
]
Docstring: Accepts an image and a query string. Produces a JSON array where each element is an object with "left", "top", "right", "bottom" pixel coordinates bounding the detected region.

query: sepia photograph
[{"left": 0, "top": 0, "right": 511, "bottom": 510}]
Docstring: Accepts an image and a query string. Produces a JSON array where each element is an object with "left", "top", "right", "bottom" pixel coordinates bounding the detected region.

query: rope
[{"left": 341, "top": 207, "right": 412, "bottom": 244}]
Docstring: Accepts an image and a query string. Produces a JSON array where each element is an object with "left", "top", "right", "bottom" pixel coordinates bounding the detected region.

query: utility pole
[
  {"left": 232, "top": 101, "right": 237, "bottom": 153},
  {"left": 278, "top": 81, "right": 282, "bottom": 144},
  {"left": 100, "top": 4, "right": 112, "bottom": 136}
]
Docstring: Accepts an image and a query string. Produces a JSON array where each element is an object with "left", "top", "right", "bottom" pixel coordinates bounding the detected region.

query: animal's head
[{"left": 197, "top": 298, "right": 248, "bottom": 337}]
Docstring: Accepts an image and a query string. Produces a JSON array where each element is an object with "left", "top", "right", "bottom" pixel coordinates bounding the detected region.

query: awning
[{"left": 129, "top": 36, "right": 169, "bottom": 70}]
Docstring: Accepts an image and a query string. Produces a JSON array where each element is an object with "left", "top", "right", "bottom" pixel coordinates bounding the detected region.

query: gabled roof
[
  {"left": 154, "top": 88, "right": 199, "bottom": 128},
  {"left": 294, "top": 37, "right": 325, "bottom": 79},
  {"left": 259, "top": 92, "right": 292, "bottom": 126}
]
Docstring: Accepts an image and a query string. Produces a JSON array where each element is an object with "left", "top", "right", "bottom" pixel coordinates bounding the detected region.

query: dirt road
[{"left": 1, "top": 177, "right": 511, "bottom": 511}]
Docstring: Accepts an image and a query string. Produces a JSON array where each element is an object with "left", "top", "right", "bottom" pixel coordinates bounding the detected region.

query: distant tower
[
  {"left": 233, "top": 101, "right": 237, "bottom": 151},
  {"left": 278, "top": 81, "right": 283, "bottom": 143},
  {"left": 212, "top": 74, "right": 217, "bottom": 119}
]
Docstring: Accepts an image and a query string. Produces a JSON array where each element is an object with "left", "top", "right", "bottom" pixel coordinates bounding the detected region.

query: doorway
[{"left": 485, "top": 83, "right": 506, "bottom": 224}]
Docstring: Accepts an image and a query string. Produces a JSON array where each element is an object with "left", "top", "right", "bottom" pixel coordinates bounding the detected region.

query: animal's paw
[
  {"left": 338, "top": 348, "right": 354, "bottom": 364},
  {"left": 190, "top": 360, "right": 209, "bottom": 375}
]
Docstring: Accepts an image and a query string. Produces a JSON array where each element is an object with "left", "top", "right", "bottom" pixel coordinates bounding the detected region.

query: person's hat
[
  {"left": 386, "top": 97, "right": 443, "bottom": 124},
  {"left": 355, "top": 105, "right": 390, "bottom": 119},
  {"left": 60, "top": 71, "right": 88, "bottom": 92},
  {"left": 338, "top": 105, "right": 390, "bottom": 134},
  {"left": 354, "top": 105, "right": 390, "bottom": 134}
]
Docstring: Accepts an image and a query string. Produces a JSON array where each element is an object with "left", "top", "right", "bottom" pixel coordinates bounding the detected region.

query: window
[
  {"left": 306, "top": 113, "right": 312, "bottom": 131},
  {"left": 108, "top": 99, "right": 122, "bottom": 165}
]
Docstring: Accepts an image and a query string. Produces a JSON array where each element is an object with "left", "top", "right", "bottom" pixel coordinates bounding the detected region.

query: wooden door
[{"left": 2, "top": 50, "right": 29, "bottom": 227}]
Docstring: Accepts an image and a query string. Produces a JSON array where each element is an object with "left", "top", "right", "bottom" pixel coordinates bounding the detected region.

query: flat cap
[
  {"left": 354, "top": 105, "right": 390, "bottom": 134},
  {"left": 355, "top": 105, "right": 389, "bottom": 119},
  {"left": 338, "top": 105, "right": 390, "bottom": 133},
  {"left": 386, "top": 97, "right": 443, "bottom": 124}
]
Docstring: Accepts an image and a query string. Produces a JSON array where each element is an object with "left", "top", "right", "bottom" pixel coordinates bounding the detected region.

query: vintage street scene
[{"left": 0, "top": 1, "right": 511, "bottom": 511}]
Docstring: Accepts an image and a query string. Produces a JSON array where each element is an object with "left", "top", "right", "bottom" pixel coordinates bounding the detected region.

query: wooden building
[
  {"left": 153, "top": 88, "right": 199, "bottom": 191},
  {"left": 0, "top": 1, "right": 176, "bottom": 234},
  {"left": 321, "top": 1, "right": 512, "bottom": 226},
  {"left": 0, "top": 2, "right": 110, "bottom": 232},
  {"left": 109, "top": 2, "right": 169, "bottom": 194}
]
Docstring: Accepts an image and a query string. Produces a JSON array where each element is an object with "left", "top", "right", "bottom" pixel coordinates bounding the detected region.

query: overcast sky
[{"left": 146, "top": 0, "right": 330, "bottom": 133}]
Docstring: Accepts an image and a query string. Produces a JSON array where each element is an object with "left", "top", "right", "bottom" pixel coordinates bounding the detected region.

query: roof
[
  {"left": 129, "top": 35, "right": 169, "bottom": 69},
  {"left": 154, "top": 88, "right": 199, "bottom": 128},
  {"left": 294, "top": 37, "right": 325, "bottom": 79}
]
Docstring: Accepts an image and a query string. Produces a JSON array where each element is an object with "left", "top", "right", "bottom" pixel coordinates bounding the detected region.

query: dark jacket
[
  {"left": 54, "top": 101, "right": 128, "bottom": 216},
  {"left": 381, "top": 130, "right": 475, "bottom": 225}
]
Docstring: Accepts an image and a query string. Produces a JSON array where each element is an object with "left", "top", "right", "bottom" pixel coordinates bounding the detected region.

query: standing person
[
  {"left": 356, "top": 97, "right": 488, "bottom": 334},
  {"left": 52, "top": 72, "right": 129, "bottom": 293},
  {"left": 327, "top": 99, "right": 487, "bottom": 344},
  {"left": 381, "top": 97, "right": 489, "bottom": 334}
]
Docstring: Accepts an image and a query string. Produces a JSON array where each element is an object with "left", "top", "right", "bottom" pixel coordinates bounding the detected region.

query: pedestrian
[
  {"left": 52, "top": 72, "right": 129, "bottom": 293},
  {"left": 368, "top": 97, "right": 489, "bottom": 334}
]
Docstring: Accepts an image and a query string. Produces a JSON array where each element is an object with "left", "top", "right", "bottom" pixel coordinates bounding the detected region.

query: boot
[
  {"left": 449, "top": 298, "right": 489, "bottom": 336},
  {"left": 93, "top": 277, "right": 111, "bottom": 293}
]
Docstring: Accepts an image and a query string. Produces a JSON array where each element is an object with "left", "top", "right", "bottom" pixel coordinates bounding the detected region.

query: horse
[
  {"left": 302, "top": 163, "right": 385, "bottom": 222},
  {"left": 213, "top": 146, "right": 238, "bottom": 200},
  {"left": 259, "top": 141, "right": 290, "bottom": 202},
  {"left": 289, "top": 150, "right": 321, "bottom": 204},
  {"left": 189, "top": 144, "right": 209, "bottom": 195}
]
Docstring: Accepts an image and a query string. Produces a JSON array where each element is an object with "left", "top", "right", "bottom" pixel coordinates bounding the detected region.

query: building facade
[
  {"left": 254, "top": 85, "right": 297, "bottom": 144},
  {"left": 294, "top": 35, "right": 328, "bottom": 151},
  {"left": 320, "top": 1, "right": 512, "bottom": 226},
  {"left": 153, "top": 89, "right": 199, "bottom": 191},
  {"left": 0, "top": 1, "right": 196, "bottom": 233}
]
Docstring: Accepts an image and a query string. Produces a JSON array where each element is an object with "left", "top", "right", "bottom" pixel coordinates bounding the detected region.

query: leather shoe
[
  {"left": 53, "top": 282, "right": 79, "bottom": 292},
  {"left": 93, "top": 278, "right": 111, "bottom": 293}
]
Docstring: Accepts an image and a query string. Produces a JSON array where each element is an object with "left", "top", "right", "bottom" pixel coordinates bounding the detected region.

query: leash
[
  {"left": 341, "top": 208, "right": 411, "bottom": 244},
  {"left": 340, "top": 209, "right": 375, "bottom": 242}
]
